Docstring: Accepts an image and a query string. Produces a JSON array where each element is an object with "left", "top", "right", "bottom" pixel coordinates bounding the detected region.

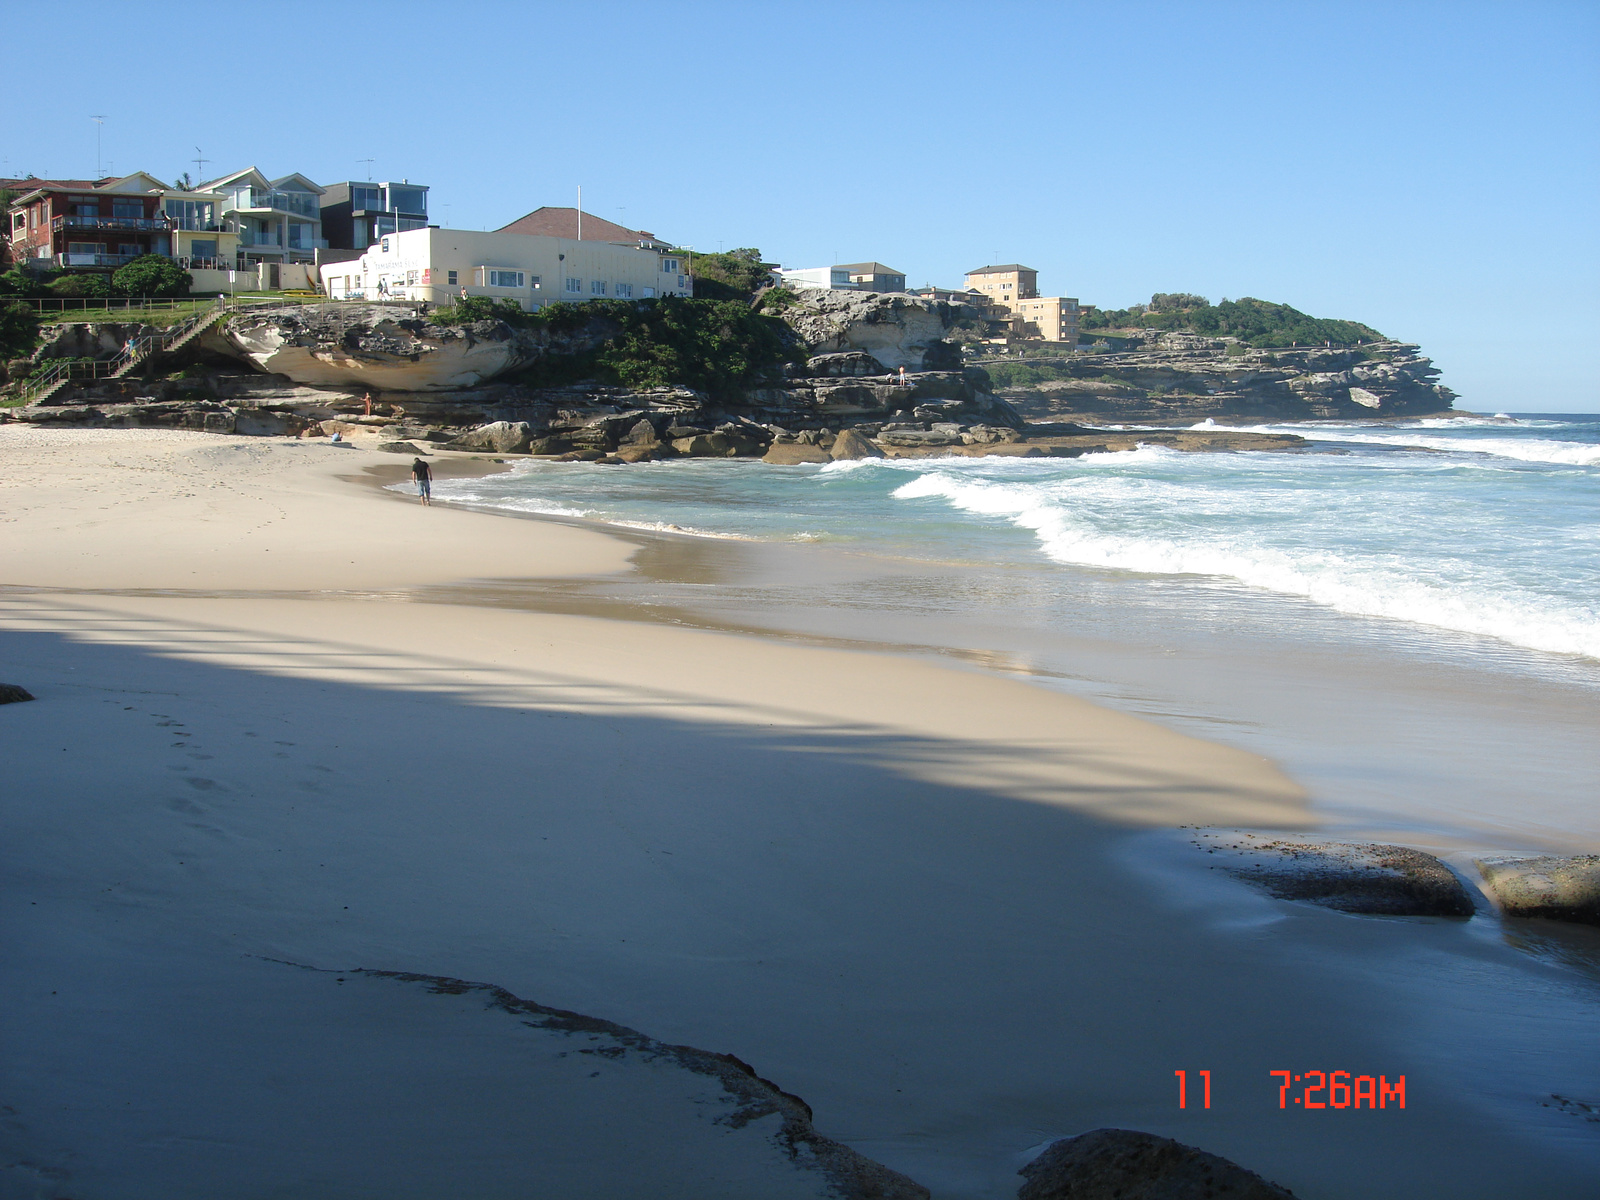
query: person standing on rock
[
  {"left": 363, "top": 392, "right": 373, "bottom": 416},
  {"left": 412, "top": 457, "right": 432, "bottom": 506}
]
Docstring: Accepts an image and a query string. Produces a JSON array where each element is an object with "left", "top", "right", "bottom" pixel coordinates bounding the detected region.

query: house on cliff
[{"left": 320, "top": 225, "right": 691, "bottom": 309}]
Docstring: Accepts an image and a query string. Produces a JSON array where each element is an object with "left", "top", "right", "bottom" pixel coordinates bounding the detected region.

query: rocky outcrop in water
[{"left": 993, "top": 332, "right": 1455, "bottom": 421}]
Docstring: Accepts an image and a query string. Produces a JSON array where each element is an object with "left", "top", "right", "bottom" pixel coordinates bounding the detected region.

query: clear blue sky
[{"left": 7, "top": 1, "right": 1597, "bottom": 411}]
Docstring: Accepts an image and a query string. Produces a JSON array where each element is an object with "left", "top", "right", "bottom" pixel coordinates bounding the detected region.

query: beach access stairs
[{"left": 19, "top": 297, "right": 239, "bottom": 407}]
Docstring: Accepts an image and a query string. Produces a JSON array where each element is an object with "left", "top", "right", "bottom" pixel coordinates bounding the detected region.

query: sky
[{"left": 5, "top": 0, "right": 1597, "bottom": 411}]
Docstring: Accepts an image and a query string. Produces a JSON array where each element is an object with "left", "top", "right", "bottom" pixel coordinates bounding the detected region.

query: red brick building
[{"left": 5, "top": 174, "right": 169, "bottom": 273}]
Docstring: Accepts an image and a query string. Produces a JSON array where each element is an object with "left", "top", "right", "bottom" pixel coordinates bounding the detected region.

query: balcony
[
  {"left": 53, "top": 215, "right": 168, "bottom": 232},
  {"left": 58, "top": 252, "right": 139, "bottom": 267},
  {"left": 237, "top": 231, "right": 283, "bottom": 248},
  {"left": 238, "top": 189, "right": 319, "bottom": 218}
]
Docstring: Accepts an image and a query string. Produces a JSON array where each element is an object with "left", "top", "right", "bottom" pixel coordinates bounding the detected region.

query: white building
[
  {"left": 320, "top": 227, "right": 692, "bottom": 308},
  {"left": 778, "top": 265, "right": 855, "bottom": 290}
]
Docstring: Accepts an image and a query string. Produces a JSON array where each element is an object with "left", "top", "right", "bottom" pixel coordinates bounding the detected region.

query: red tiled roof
[{"left": 495, "top": 206, "right": 656, "bottom": 242}]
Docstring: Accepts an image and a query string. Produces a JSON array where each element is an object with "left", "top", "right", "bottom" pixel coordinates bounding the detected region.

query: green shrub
[
  {"left": 112, "top": 255, "right": 192, "bottom": 298},
  {"left": 0, "top": 269, "right": 46, "bottom": 298},
  {"left": 0, "top": 300, "right": 41, "bottom": 360},
  {"left": 1082, "top": 292, "right": 1383, "bottom": 347},
  {"left": 426, "top": 295, "right": 535, "bottom": 327},
  {"left": 686, "top": 248, "right": 776, "bottom": 302},
  {"left": 492, "top": 296, "right": 800, "bottom": 398},
  {"left": 49, "top": 273, "right": 111, "bottom": 298}
]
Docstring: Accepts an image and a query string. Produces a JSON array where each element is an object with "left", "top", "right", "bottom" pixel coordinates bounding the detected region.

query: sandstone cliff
[{"left": 989, "top": 332, "right": 1455, "bottom": 422}]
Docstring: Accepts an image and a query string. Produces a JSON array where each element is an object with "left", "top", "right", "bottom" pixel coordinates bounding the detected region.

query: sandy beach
[{"left": 4, "top": 427, "right": 1598, "bottom": 1198}]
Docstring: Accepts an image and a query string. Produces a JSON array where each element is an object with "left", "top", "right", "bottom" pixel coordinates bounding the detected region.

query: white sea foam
[{"left": 891, "top": 469, "right": 1600, "bottom": 659}]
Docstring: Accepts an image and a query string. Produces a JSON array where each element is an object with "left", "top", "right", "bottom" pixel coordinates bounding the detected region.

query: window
[
  {"left": 380, "top": 237, "right": 390, "bottom": 253},
  {"left": 591, "top": 280, "right": 606, "bottom": 295},
  {"left": 615, "top": 282, "right": 632, "bottom": 298},
  {"left": 118, "top": 244, "right": 140, "bottom": 257},
  {"left": 678, "top": 275, "right": 688, "bottom": 289},
  {"left": 487, "top": 270, "right": 525, "bottom": 288},
  {"left": 529, "top": 275, "right": 541, "bottom": 289},
  {"left": 407, "top": 270, "right": 419, "bottom": 285},
  {"left": 68, "top": 242, "right": 100, "bottom": 254},
  {"left": 661, "top": 258, "right": 678, "bottom": 273},
  {"left": 112, "top": 201, "right": 143, "bottom": 219},
  {"left": 642, "top": 286, "right": 656, "bottom": 298},
  {"left": 351, "top": 185, "right": 382, "bottom": 211},
  {"left": 73, "top": 203, "right": 99, "bottom": 217},
  {"left": 447, "top": 270, "right": 458, "bottom": 286},
  {"left": 190, "top": 239, "right": 217, "bottom": 259},
  {"left": 565, "top": 277, "right": 581, "bottom": 293}
]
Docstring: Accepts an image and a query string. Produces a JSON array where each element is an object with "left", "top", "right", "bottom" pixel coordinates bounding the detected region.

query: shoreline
[{"left": 4, "top": 426, "right": 1598, "bottom": 1197}]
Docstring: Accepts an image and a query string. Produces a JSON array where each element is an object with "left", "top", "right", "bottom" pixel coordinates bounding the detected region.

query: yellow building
[{"left": 963, "top": 263, "right": 1081, "bottom": 344}]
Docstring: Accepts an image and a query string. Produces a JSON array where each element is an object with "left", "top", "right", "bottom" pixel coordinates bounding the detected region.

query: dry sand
[{"left": 3, "top": 426, "right": 1598, "bottom": 1198}]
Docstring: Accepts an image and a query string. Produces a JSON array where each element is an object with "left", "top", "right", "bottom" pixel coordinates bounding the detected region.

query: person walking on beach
[{"left": 412, "top": 457, "right": 432, "bottom": 506}]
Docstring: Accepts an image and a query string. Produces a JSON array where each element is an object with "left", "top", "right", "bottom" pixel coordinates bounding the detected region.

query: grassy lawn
[{"left": 29, "top": 292, "right": 328, "bottom": 327}]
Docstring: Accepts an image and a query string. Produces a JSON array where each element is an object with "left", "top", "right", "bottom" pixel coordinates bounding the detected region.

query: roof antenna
[
  {"left": 358, "top": 158, "right": 375, "bottom": 181},
  {"left": 90, "top": 115, "right": 107, "bottom": 178},
  {"left": 193, "top": 147, "right": 210, "bottom": 181}
]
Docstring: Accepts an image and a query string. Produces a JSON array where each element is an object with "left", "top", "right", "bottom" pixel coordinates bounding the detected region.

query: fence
[{"left": 13, "top": 296, "right": 215, "bottom": 316}]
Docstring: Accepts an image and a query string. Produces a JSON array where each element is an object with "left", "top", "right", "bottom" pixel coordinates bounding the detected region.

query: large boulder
[
  {"left": 830, "top": 428, "right": 885, "bottom": 461},
  {"left": 447, "top": 421, "right": 535, "bottom": 453},
  {"left": 1019, "top": 1129, "right": 1297, "bottom": 1199},
  {"left": 783, "top": 291, "right": 969, "bottom": 371},
  {"left": 1195, "top": 833, "right": 1475, "bottom": 916},
  {"left": 805, "top": 351, "right": 886, "bottom": 377},
  {"left": 33, "top": 322, "right": 160, "bottom": 362},
  {"left": 1477, "top": 856, "right": 1600, "bottom": 926},
  {"left": 0, "top": 683, "right": 35, "bottom": 704}
]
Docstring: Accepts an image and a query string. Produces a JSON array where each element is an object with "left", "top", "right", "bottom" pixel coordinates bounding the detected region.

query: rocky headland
[
  {"left": 985, "top": 331, "right": 1456, "bottom": 423},
  {"left": 3, "top": 291, "right": 1444, "bottom": 460}
]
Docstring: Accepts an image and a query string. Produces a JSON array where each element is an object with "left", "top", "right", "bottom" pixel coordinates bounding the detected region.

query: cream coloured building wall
[
  {"left": 319, "top": 227, "right": 691, "bottom": 308},
  {"left": 1009, "top": 295, "right": 1081, "bottom": 343},
  {"left": 964, "top": 265, "right": 1038, "bottom": 305}
]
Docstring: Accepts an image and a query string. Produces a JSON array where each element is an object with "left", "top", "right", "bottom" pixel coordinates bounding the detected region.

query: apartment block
[{"left": 964, "top": 263, "right": 1080, "bottom": 344}]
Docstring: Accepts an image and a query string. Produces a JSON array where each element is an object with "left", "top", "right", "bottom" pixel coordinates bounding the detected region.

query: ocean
[{"left": 417, "top": 413, "right": 1600, "bottom": 854}]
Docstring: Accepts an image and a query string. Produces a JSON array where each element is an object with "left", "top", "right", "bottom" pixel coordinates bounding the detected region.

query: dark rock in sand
[
  {"left": 378, "top": 441, "right": 428, "bottom": 455},
  {"left": 0, "top": 684, "right": 35, "bottom": 705},
  {"left": 1477, "top": 856, "right": 1600, "bottom": 927},
  {"left": 1197, "top": 832, "right": 1474, "bottom": 916},
  {"left": 1018, "top": 1129, "right": 1297, "bottom": 1200}
]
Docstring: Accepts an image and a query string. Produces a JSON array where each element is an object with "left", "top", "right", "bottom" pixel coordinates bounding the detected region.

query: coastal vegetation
[
  {"left": 429, "top": 294, "right": 799, "bottom": 398},
  {"left": 0, "top": 255, "right": 192, "bottom": 299},
  {"left": 0, "top": 299, "right": 41, "bottom": 360},
  {"left": 684, "top": 248, "right": 776, "bottom": 302},
  {"left": 1081, "top": 294, "right": 1384, "bottom": 347}
]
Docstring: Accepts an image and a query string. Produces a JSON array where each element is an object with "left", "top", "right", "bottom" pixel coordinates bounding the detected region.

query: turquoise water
[{"left": 430, "top": 414, "right": 1600, "bottom": 663}]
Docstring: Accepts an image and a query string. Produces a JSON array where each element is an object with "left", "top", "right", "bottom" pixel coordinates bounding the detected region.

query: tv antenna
[
  {"left": 358, "top": 158, "right": 376, "bottom": 181},
  {"left": 193, "top": 147, "right": 210, "bottom": 181},
  {"left": 90, "top": 115, "right": 107, "bottom": 178}
]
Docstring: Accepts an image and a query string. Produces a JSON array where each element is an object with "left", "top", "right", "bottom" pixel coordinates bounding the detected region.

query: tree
[
  {"left": 0, "top": 299, "right": 41, "bottom": 360},
  {"left": 687, "top": 248, "right": 776, "bottom": 302},
  {"left": 112, "top": 254, "right": 192, "bottom": 298}
]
